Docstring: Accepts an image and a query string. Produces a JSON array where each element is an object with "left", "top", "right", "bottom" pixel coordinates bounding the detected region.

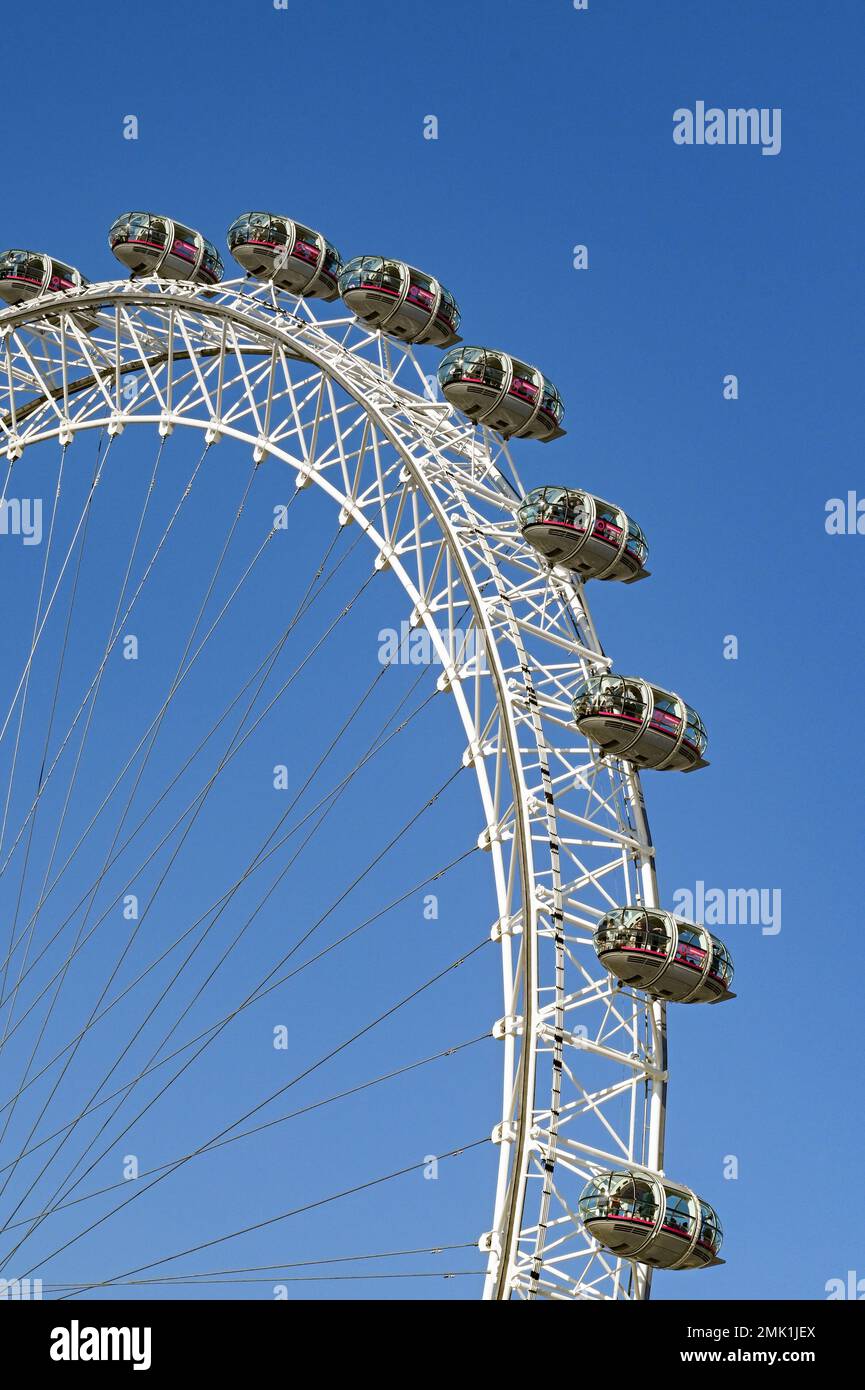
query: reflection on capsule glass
[
  {"left": 438, "top": 347, "right": 565, "bottom": 441},
  {"left": 518, "top": 486, "right": 649, "bottom": 583},
  {"left": 109, "top": 213, "right": 223, "bottom": 286},
  {"left": 573, "top": 675, "right": 708, "bottom": 772},
  {"left": 0, "top": 250, "right": 89, "bottom": 307},
  {"left": 594, "top": 907, "right": 734, "bottom": 1003},
  {"left": 579, "top": 1171, "right": 724, "bottom": 1269},
  {"left": 228, "top": 212, "right": 341, "bottom": 301},
  {"left": 338, "top": 256, "right": 461, "bottom": 347}
]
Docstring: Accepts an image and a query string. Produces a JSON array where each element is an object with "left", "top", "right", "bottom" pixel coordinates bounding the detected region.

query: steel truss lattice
[{"left": 0, "top": 276, "right": 668, "bottom": 1300}]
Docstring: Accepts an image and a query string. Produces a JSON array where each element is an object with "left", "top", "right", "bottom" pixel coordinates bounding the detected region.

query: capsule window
[
  {"left": 1, "top": 251, "right": 44, "bottom": 285},
  {"left": 646, "top": 695, "right": 679, "bottom": 745},
  {"left": 109, "top": 216, "right": 132, "bottom": 247},
  {"left": 350, "top": 255, "right": 383, "bottom": 286},
  {"left": 651, "top": 691, "right": 680, "bottom": 716},
  {"left": 675, "top": 926, "right": 706, "bottom": 970},
  {"left": 596, "top": 916, "right": 628, "bottom": 951},
  {"left": 623, "top": 682, "right": 645, "bottom": 718},
  {"left": 168, "top": 225, "right": 198, "bottom": 266},
  {"left": 577, "top": 675, "right": 601, "bottom": 711},
  {"left": 594, "top": 503, "right": 622, "bottom": 544},
  {"left": 620, "top": 907, "right": 647, "bottom": 929},
  {"left": 605, "top": 1174, "right": 658, "bottom": 1224},
  {"left": 579, "top": 1170, "right": 657, "bottom": 1223},
  {"left": 246, "top": 213, "right": 274, "bottom": 244},
  {"left": 578, "top": 1175, "right": 608, "bottom": 1219},
  {"left": 322, "top": 241, "right": 341, "bottom": 277},
  {"left": 439, "top": 347, "right": 466, "bottom": 385},
  {"left": 48, "top": 261, "right": 78, "bottom": 291},
  {"left": 597, "top": 678, "right": 615, "bottom": 711},
  {"left": 508, "top": 359, "right": 539, "bottom": 401},
  {"left": 482, "top": 352, "right": 507, "bottom": 389},
  {"left": 519, "top": 486, "right": 572, "bottom": 528},
  {"left": 541, "top": 380, "right": 563, "bottom": 422},
  {"left": 437, "top": 286, "right": 459, "bottom": 329},
  {"left": 379, "top": 261, "right": 404, "bottom": 293},
  {"left": 129, "top": 214, "right": 167, "bottom": 248},
  {"left": 460, "top": 348, "right": 485, "bottom": 376},
  {"left": 709, "top": 938, "right": 733, "bottom": 985},
  {"left": 338, "top": 257, "right": 364, "bottom": 291},
  {"left": 116, "top": 214, "right": 146, "bottom": 244},
  {"left": 568, "top": 492, "right": 590, "bottom": 529},
  {"left": 597, "top": 910, "right": 669, "bottom": 957},
  {"left": 291, "top": 224, "right": 320, "bottom": 265},
  {"left": 541, "top": 486, "right": 568, "bottom": 522},
  {"left": 408, "top": 269, "right": 435, "bottom": 299},
  {"left": 699, "top": 1202, "right": 723, "bottom": 1251},
  {"left": 664, "top": 1192, "right": 696, "bottom": 1238},
  {"left": 682, "top": 706, "right": 707, "bottom": 754},
  {"left": 201, "top": 242, "right": 223, "bottom": 281},
  {"left": 626, "top": 517, "right": 648, "bottom": 561},
  {"left": 628, "top": 914, "right": 670, "bottom": 955},
  {"left": 227, "top": 216, "right": 248, "bottom": 249},
  {"left": 629, "top": 1182, "right": 659, "bottom": 1223},
  {"left": 596, "top": 677, "right": 644, "bottom": 720},
  {"left": 647, "top": 923, "right": 669, "bottom": 953}
]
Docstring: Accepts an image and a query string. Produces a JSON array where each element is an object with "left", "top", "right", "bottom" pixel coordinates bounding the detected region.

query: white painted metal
[{"left": 0, "top": 274, "right": 666, "bottom": 1300}]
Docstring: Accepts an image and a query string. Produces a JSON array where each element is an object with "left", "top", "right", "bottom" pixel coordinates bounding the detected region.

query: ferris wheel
[{"left": 0, "top": 210, "right": 734, "bottom": 1301}]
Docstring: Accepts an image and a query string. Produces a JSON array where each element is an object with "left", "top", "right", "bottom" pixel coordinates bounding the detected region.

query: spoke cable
[
  {"left": 1, "top": 759, "right": 470, "bottom": 1261},
  {"left": 52, "top": 1136, "right": 490, "bottom": 1299},
  {"left": 2, "top": 1034, "right": 489, "bottom": 1233}
]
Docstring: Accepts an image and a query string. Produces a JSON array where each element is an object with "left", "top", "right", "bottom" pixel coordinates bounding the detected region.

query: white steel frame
[{"left": 0, "top": 276, "right": 668, "bottom": 1301}]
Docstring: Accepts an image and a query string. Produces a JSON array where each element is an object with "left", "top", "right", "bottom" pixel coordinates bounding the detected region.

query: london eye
[{"left": 0, "top": 210, "right": 732, "bottom": 1300}]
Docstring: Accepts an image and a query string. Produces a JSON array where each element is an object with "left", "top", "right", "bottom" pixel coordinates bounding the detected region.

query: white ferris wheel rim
[{"left": 0, "top": 274, "right": 666, "bottom": 1301}]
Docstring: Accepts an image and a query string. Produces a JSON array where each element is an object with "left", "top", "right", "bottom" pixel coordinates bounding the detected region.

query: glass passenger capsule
[
  {"left": 594, "top": 907, "right": 734, "bottom": 1003},
  {"left": 573, "top": 675, "right": 708, "bottom": 772},
  {"left": 517, "top": 486, "right": 649, "bottom": 582},
  {"left": 338, "top": 257, "right": 461, "bottom": 346},
  {"left": 227, "top": 212, "right": 342, "bottom": 300},
  {"left": 437, "top": 347, "right": 565, "bottom": 441},
  {"left": 108, "top": 213, "right": 224, "bottom": 285},
  {"left": 0, "top": 250, "right": 89, "bottom": 307},
  {"left": 579, "top": 1171, "right": 724, "bottom": 1269}
]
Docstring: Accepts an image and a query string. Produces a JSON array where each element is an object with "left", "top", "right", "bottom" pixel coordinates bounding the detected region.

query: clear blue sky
[{"left": 0, "top": 0, "right": 862, "bottom": 1301}]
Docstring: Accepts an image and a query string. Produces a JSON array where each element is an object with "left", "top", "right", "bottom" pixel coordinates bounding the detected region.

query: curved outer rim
[{"left": 0, "top": 277, "right": 667, "bottom": 1300}]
